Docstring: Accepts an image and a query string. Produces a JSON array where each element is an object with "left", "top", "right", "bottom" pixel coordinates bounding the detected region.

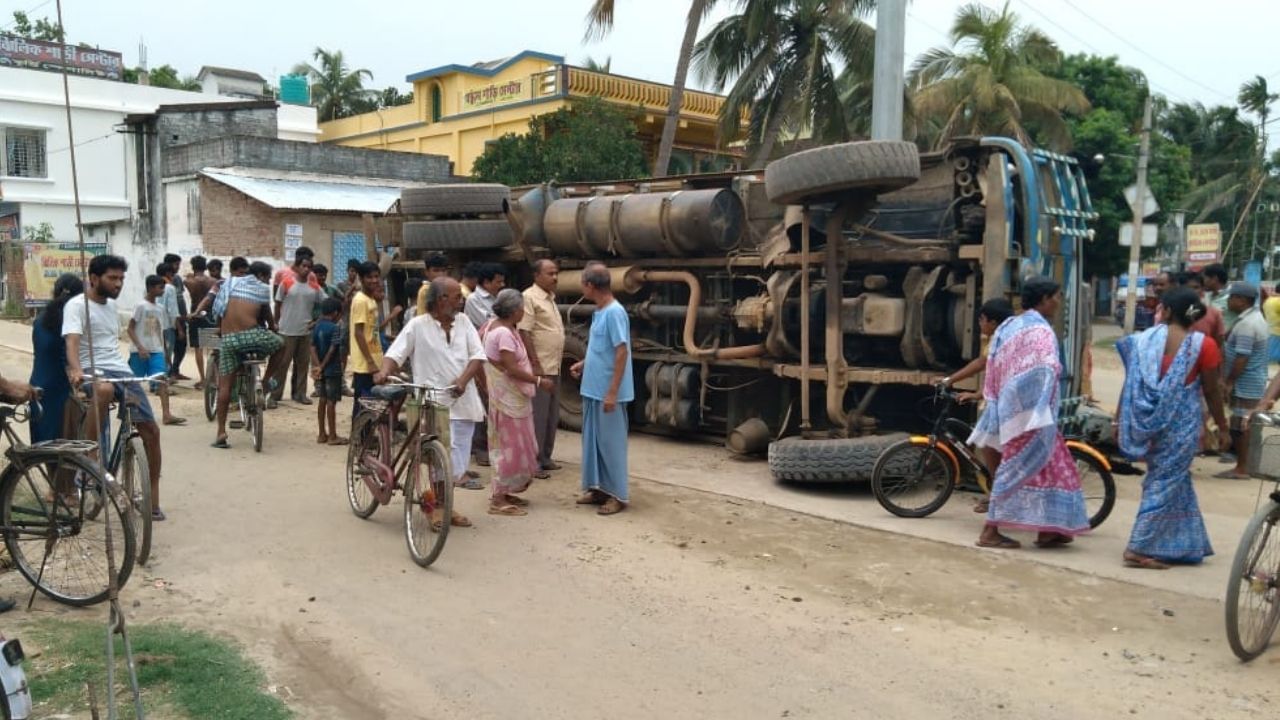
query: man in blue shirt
[
  {"left": 570, "top": 264, "right": 634, "bottom": 515},
  {"left": 1219, "top": 282, "right": 1269, "bottom": 479},
  {"left": 310, "top": 297, "right": 346, "bottom": 445}
]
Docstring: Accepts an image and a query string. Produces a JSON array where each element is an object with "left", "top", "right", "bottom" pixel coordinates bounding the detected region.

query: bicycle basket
[
  {"left": 199, "top": 327, "right": 222, "bottom": 350},
  {"left": 1247, "top": 414, "right": 1280, "bottom": 481}
]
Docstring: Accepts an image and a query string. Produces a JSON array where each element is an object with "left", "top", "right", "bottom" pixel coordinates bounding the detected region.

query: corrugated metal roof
[{"left": 200, "top": 168, "right": 408, "bottom": 214}]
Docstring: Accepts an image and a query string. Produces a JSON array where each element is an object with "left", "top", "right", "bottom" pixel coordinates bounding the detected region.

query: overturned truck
[{"left": 395, "top": 138, "right": 1099, "bottom": 482}]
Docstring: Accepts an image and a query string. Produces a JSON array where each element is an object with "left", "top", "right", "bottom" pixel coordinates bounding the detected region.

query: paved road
[{"left": 0, "top": 318, "right": 1274, "bottom": 719}]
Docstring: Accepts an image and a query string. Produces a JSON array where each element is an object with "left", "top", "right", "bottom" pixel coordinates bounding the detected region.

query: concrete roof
[
  {"left": 197, "top": 66, "right": 267, "bottom": 83},
  {"left": 199, "top": 167, "right": 430, "bottom": 214},
  {"left": 405, "top": 50, "right": 563, "bottom": 83}
]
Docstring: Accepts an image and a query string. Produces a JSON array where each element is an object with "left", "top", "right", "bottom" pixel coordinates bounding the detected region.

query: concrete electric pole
[
  {"left": 1123, "top": 95, "right": 1153, "bottom": 335},
  {"left": 870, "top": 0, "right": 907, "bottom": 141}
]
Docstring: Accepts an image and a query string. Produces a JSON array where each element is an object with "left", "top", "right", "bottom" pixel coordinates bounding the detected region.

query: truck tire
[
  {"left": 402, "top": 220, "right": 513, "bottom": 251},
  {"left": 767, "top": 433, "right": 910, "bottom": 483},
  {"left": 764, "top": 140, "right": 920, "bottom": 206},
  {"left": 401, "top": 184, "right": 510, "bottom": 215},
  {"left": 558, "top": 334, "right": 587, "bottom": 432}
]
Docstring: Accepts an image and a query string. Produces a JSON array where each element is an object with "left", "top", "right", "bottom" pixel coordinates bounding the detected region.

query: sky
[{"left": 1, "top": 0, "right": 1274, "bottom": 113}]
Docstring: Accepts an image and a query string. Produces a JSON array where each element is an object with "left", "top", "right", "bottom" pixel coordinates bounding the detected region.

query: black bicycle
[
  {"left": 77, "top": 372, "right": 158, "bottom": 566},
  {"left": 1225, "top": 411, "right": 1280, "bottom": 661},
  {"left": 0, "top": 396, "right": 134, "bottom": 606},
  {"left": 871, "top": 387, "right": 1116, "bottom": 528}
]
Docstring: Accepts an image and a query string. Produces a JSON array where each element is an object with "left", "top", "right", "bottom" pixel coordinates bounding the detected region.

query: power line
[
  {"left": 0, "top": 0, "right": 55, "bottom": 30},
  {"left": 1058, "top": 0, "right": 1234, "bottom": 103},
  {"left": 1014, "top": 0, "right": 1191, "bottom": 105}
]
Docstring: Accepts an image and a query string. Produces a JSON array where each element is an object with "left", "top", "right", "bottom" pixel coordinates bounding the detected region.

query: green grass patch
[{"left": 25, "top": 619, "right": 290, "bottom": 719}]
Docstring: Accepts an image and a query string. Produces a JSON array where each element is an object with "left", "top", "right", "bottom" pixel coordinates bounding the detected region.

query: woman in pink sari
[{"left": 483, "top": 289, "right": 555, "bottom": 516}]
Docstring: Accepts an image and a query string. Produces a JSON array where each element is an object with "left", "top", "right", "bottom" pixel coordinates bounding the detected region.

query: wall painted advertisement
[{"left": 22, "top": 243, "right": 106, "bottom": 306}]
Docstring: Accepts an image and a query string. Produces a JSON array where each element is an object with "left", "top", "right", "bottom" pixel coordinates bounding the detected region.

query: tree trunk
[
  {"left": 654, "top": 0, "right": 707, "bottom": 177},
  {"left": 749, "top": 105, "right": 787, "bottom": 169}
]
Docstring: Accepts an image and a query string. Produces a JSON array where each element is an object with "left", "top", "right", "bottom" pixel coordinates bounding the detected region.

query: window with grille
[{"left": 3, "top": 128, "right": 47, "bottom": 179}]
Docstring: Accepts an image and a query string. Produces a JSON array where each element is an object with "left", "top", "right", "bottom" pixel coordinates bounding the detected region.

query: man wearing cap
[{"left": 1218, "top": 282, "right": 1269, "bottom": 479}]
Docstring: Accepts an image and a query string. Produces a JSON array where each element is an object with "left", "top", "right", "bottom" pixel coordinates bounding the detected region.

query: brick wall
[
  {"left": 4, "top": 244, "right": 26, "bottom": 308},
  {"left": 157, "top": 106, "right": 278, "bottom": 149},
  {"left": 164, "top": 136, "right": 451, "bottom": 182},
  {"left": 198, "top": 176, "right": 283, "bottom": 259}
]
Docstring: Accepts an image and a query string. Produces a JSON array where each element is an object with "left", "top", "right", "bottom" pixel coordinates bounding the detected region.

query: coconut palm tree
[
  {"left": 293, "top": 48, "right": 376, "bottom": 122},
  {"left": 1238, "top": 75, "right": 1278, "bottom": 162},
  {"left": 693, "top": 0, "right": 875, "bottom": 168},
  {"left": 1166, "top": 101, "right": 1262, "bottom": 220},
  {"left": 907, "top": 1, "right": 1089, "bottom": 151},
  {"left": 582, "top": 55, "right": 613, "bottom": 73},
  {"left": 585, "top": 0, "right": 719, "bottom": 177}
]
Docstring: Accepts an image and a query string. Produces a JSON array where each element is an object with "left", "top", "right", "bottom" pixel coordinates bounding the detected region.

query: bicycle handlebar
[
  {"left": 84, "top": 371, "right": 167, "bottom": 385},
  {"left": 383, "top": 376, "right": 457, "bottom": 394}
]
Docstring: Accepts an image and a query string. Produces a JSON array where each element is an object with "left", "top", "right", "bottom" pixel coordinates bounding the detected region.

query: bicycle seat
[{"left": 371, "top": 385, "right": 409, "bottom": 402}]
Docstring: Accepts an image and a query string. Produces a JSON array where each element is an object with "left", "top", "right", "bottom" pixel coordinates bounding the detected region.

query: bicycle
[
  {"left": 0, "top": 395, "right": 135, "bottom": 606},
  {"left": 200, "top": 325, "right": 220, "bottom": 422},
  {"left": 212, "top": 347, "right": 267, "bottom": 452},
  {"left": 870, "top": 386, "right": 1116, "bottom": 528},
  {"left": 75, "top": 371, "right": 162, "bottom": 566},
  {"left": 1225, "top": 411, "right": 1280, "bottom": 661},
  {"left": 346, "top": 377, "right": 454, "bottom": 568}
]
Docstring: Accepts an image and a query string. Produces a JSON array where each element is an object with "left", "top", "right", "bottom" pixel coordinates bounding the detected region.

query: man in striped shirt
[{"left": 1219, "top": 282, "right": 1269, "bottom": 479}]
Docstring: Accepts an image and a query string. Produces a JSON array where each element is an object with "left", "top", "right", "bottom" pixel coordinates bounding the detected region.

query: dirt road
[{"left": 0, "top": 322, "right": 1275, "bottom": 719}]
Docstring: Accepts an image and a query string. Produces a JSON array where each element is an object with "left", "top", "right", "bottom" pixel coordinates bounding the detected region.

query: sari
[
  {"left": 482, "top": 323, "right": 539, "bottom": 497},
  {"left": 969, "top": 310, "right": 1090, "bottom": 536},
  {"left": 1117, "top": 325, "right": 1214, "bottom": 563}
]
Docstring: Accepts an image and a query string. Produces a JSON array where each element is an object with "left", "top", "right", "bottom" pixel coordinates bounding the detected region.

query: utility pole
[
  {"left": 870, "top": 0, "right": 906, "bottom": 141},
  {"left": 1123, "top": 95, "right": 1153, "bottom": 335}
]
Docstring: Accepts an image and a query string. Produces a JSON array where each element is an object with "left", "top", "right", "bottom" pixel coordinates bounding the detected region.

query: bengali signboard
[
  {"left": 461, "top": 79, "right": 525, "bottom": 111},
  {"left": 1185, "top": 223, "right": 1221, "bottom": 266},
  {"left": 22, "top": 243, "right": 106, "bottom": 307},
  {"left": 0, "top": 35, "right": 124, "bottom": 81}
]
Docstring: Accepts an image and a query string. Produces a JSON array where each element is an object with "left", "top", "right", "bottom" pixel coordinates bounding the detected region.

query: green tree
[
  {"left": 6, "top": 11, "right": 64, "bottom": 41},
  {"left": 147, "top": 64, "right": 202, "bottom": 91},
  {"left": 693, "top": 0, "right": 875, "bottom": 168},
  {"left": 472, "top": 97, "right": 648, "bottom": 184},
  {"left": 292, "top": 48, "right": 376, "bottom": 122},
  {"left": 908, "top": 1, "right": 1089, "bottom": 151},
  {"left": 1239, "top": 75, "right": 1278, "bottom": 159},
  {"left": 586, "top": 0, "right": 720, "bottom": 177},
  {"left": 582, "top": 55, "right": 613, "bottom": 73}
]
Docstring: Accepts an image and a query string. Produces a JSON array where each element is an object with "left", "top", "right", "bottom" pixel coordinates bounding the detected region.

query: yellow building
[{"left": 317, "top": 50, "right": 740, "bottom": 176}]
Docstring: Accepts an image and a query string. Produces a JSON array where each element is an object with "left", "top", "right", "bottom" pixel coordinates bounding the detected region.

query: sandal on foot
[
  {"left": 975, "top": 535, "right": 1021, "bottom": 549},
  {"left": 316, "top": 434, "right": 329, "bottom": 444},
  {"left": 152, "top": 508, "right": 167, "bottom": 521},
  {"left": 211, "top": 437, "right": 230, "bottom": 449},
  {"left": 576, "top": 490, "right": 606, "bottom": 505},
  {"left": 1213, "top": 469, "right": 1251, "bottom": 480},
  {"left": 327, "top": 436, "right": 349, "bottom": 446},
  {"left": 597, "top": 498, "right": 626, "bottom": 516},
  {"left": 450, "top": 513, "right": 473, "bottom": 527},
  {"left": 1123, "top": 553, "right": 1170, "bottom": 570},
  {"left": 488, "top": 504, "right": 527, "bottom": 516},
  {"left": 533, "top": 470, "right": 551, "bottom": 480},
  {"left": 454, "top": 478, "right": 485, "bottom": 490},
  {"left": 1034, "top": 533, "right": 1074, "bottom": 548},
  {"left": 163, "top": 417, "right": 187, "bottom": 426},
  {"left": 465, "top": 469, "right": 481, "bottom": 480},
  {"left": 973, "top": 499, "right": 990, "bottom": 513},
  {"left": 504, "top": 494, "right": 529, "bottom": 506}
]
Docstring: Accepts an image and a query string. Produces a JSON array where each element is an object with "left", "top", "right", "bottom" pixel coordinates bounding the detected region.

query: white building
[
  {"left": 0, "top": 65, "right": 317, "bottom": 306},
  {"left": 196, "top": 66, "right": 269, "bottom": 100}
]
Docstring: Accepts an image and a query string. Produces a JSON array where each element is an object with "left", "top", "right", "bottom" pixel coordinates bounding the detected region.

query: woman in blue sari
[
  {"left": 29, "top": 273, "right": 82, "bottom": 444},
  {"left": 1117, "top": 287, "right": 1229, "bottom": 569}
]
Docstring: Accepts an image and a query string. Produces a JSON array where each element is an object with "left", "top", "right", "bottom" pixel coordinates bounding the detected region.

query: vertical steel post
[{"left": 870, "top": 0, "right": 907, "bottom": 141}]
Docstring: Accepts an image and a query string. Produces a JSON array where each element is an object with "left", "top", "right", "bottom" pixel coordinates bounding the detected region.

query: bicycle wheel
[
  {"left": 870, "top": 440, "right": 957, "bottom": 518},
  {"left": 203, "top": 353, "right": 218, "bottom": 421},
  {"left": 249, "top": 366, "right": 264, "bottom": 453},
  {"left": 120, "top": 437, "right": 152, "bottom": 566},
  {"left": 345, "top": 412, "right": 381, "bottom": 518},
  {"left": 1, "top": 451, "right": 135, "bottom": 606},
  {"left": 1226, "top": 500, "right": 1280, "bottom": 661},
  {"left": 404, "top": 438, "right": 453, "bottom": 568},
  {"left": 1070, "top": 446, "right": 1116, "bottom": 529}
]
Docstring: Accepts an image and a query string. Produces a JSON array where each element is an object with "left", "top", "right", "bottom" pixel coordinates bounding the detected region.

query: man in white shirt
[
  {"left": 63, "top": 254, "right": 167, "bottom": 521},
  {"left": 378, "top": 277, "right": 484, "bottom": 528}
]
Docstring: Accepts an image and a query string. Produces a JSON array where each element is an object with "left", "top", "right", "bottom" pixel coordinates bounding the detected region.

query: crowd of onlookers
[{"left": 6, "top": 248, "right": 636, "bottom": 533}]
